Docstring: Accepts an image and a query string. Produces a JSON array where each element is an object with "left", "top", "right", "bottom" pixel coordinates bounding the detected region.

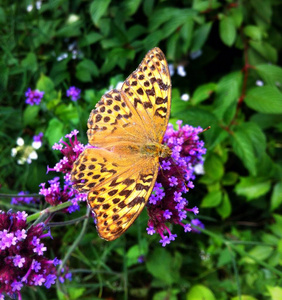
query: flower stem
[{"left": 26, "top": 201, "right": 73, "bottom": 223}]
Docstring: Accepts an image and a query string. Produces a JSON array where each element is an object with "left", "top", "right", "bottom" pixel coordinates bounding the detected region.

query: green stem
[{"left": 26, "top": 201, "right": 73, "bottom": 223}]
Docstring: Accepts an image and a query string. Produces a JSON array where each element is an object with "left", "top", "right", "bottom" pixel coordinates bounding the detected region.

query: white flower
[
  {"left": 11, "top": 148, "right": 17, "bottom": 157},
  {"left": 32, "top": 141, "right": 42, "bottom": 150},
  {"left": 27, "top": 4, "right": 33, "bottom": 12},
  {"left": 256, "top": 80, "right": 264, "bottom": 86},
  {"left": 177, "top": 65, "right": 186, "bottom": 77},
  {"left": 16, "top": 137, "right": 24, "bottom": 146},
  {"left": 181, "top": 94, "right": 190, "bottom": 101},
  {"left": 29, "top": 150, "right": 38, "bottom": 161},
  {"left": 194, "top": 163, "right": 205, "bottom": 175},
  {"left": 67, "top": 14, "right": 80, "bottom": 24}
]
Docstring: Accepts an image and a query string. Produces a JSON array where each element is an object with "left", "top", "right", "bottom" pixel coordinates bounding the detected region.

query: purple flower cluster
[
  {"left": 11, "top": 191, "right": 39, "bottom": 206},
  {"left": 40, "top": 130, "right": 87, "bottom": 213},
  {"left": 25, "top": 88, "right": 44, "bottom": 106},
  {"left": 66, "top": 86, "right": 81, "bottom": 101},
  {"left": 147, "top": 121, "right": 206, "bottom": 246},
  {"left": 0, "top": 210, "right": 59, "bottom": 299}
]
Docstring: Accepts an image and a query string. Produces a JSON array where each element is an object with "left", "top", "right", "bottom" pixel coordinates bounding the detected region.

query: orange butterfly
[{"left": 71, "top": 48, "right": 171, "bottom": 240}]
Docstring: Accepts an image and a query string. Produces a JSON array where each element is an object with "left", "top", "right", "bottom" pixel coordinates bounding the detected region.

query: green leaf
[
  {"left": 143, "top": 0, "right": 154, "bottom": 17},
  {"left": 204, "top": 154, "right": 224, "bottom": 181},
  {"left": 235, "top": 177, "right": 271, "bottom": 201},
  {"left": 55, "top": 104, "right": 79, "bottom": 124},
  {"left": 255, "top": 64, "right": 282, "bottom": 87},
  {"left": 190, "top": 22, "right": 212, "bottom": 52},
  {"left": 153, "top": 290, "right": 178, "bottom": 300},
  {"left": 239, "top": 122, "right": 266, "bottom": 158},
  {"left": 45, "top": 118, "right": 64, "bottom": 147},
  {"left": 186, "top": 284, "right": 216, "bottom": 300},
  {"left": 21, "top": 52, "right": 37, "bottom": 72},
  {"left": 216, "top": 191, "right": 232, "bottom": 219},
  {"left": 231, "top": 296, "right": 258, "bottom": 300},
  {"left": 229, "top": 6, "right": 243, "bottom": 27},
  {"left": 146, "top": 248, "right": 178, "bottom": 285},
  {"left": 213, "top": 71, "right": 242, "bottom": 120},
  {"left": 0, "top": 7, "right": 6, "bottom": 24},
  {"left": 23, "top": 105, "right": 40, "bottom": 127},
  {"left": 217, "top": 248, "right": 232, "bottom": 267},
  {"left": 36, "top": 74, "right": 55, "bottom": 93},
  {"left": 219, "top": 16, "right": 236, "bottom": 46},
  {"left": 230, "top": 129, "right": 257, "bottom": 176},
  {"left": 271, "top": 182, "right": 282, "bottom": 211},
  {"left": 191, "top": 83, "right": 217, "bottom": 105},
  {"left": 124, "top": 0, "right": 142, "bottom": 16},
  {"left": 245, "top": 86, "right": 282, "bottom": 114},
  {"left": 177, "top": 107, "right": 218, "bottom": 130},
  {"left": 201, "top": 190, "right": 222, "bottom": 208},
  {"left": 250, "top": 113, "right": 282, "bottom": 129},
  {"left": 267, "top": 286, "right": 282, "bottom": 300},
  {"left": 79, "top": 32, "right": 103, "bottom": 47},
  {"left": 76, "top": 59, "right": 99, "bottom": 82},
  {"left": 244, "top": 25, "right": 263, "bottom": 41},
  {"left": 90, "top": 0, "right": 111, "bottom": 26},
  {"left": 222, "top": 172, "right": 238, "bottom": 186},
  {"left": 243, "top": 245, "right": 273, "bottom": 264},
  {"left": 249, "top": 41, "right": 278, "bottom": 63}
]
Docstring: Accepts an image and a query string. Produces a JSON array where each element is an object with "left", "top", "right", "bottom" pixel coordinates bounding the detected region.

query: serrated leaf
[
  {"left": 239, "top": 122, "right": 266, "bottom": 158},
  {"left": 186, "top": 284, "right": 216, "bottom": 300},
  {"left": 201, "top": 190, "right": 222, "bottom": 208},
  {"left": 255, "top": 64, "right": 282, "bottom": 87},
  {"left": 90, "top": 0, "right": 111, "bottom": 26},
  {"left": 235, "top": 177, "right": 271, "bottom": 201},
  {"left": 245, "top": 86, "right": 282, "bottom": 114},
  {"left": 249, "top": 41, "right": 277, "bottom": 63},
  {"left": 219, "top": 16, "right": 236, "bottom": 46},
  {"left": 231, "top": 130, "right": 257, "bottom": 176},
  {"left": 213, "top": 71, "right": 242, "bottom": 120},
  {"left": 271, "top": 182, "right": 282, "bottom": 211}
]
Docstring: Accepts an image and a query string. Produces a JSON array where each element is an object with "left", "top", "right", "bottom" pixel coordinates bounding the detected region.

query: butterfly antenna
[{"left": 200, "top": 126, "right": 211, "bottom": 134}]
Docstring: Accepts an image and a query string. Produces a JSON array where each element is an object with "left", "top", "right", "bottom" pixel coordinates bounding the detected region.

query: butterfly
[{"left": 71, "top": 47, "right": 172, "bottom": 241}]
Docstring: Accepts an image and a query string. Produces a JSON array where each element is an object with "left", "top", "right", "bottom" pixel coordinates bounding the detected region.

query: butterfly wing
[
  {"left": 71, "top": 148, "right": 158, "bottom": 241},
  {"left": 121, "top": 47, "right": 171, "bottom": 142},
  {"left": 87, "top": 47, "right": 171, "bottom": 148}
]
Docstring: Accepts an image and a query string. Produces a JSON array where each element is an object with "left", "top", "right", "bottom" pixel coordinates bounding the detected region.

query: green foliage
[{"left": 1, "top": 0, "right": 282, "bottom": 299}]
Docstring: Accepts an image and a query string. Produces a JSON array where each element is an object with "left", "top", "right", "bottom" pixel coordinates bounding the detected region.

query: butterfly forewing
[
  {"left": 71, "top": 47, "right": 171, "bottom": 241},
  {"left": 122, "top": 47, "right": 171, "bottom": 142}
]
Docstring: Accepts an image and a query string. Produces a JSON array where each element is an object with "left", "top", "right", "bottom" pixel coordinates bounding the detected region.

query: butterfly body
[{"left": 71, "top": 47, "right": 171, "bottom": 241}]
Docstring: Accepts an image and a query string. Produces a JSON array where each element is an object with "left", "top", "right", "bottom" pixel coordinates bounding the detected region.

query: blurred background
[{"left": 1, "top": 0, "right": 282, "bottom": 299}]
